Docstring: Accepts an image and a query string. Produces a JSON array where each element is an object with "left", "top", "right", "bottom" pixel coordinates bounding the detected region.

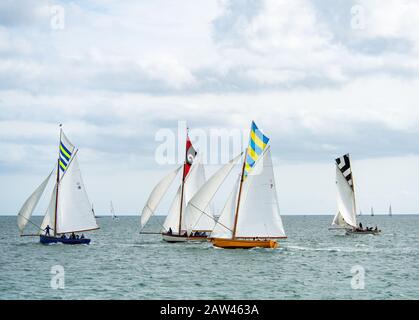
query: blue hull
[{"left": 40, "top": 235, "right": 91, "bottom": 245}]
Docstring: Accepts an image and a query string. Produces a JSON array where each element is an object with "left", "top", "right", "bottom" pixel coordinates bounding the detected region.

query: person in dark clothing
[
  {"left": 168, "top": 228, "right": 172, "bottom": 235},
  {"left": 70, "top": 232, "right": 76, "bottom": 239},
  {"left": 359, "top": 222, "right": 363, "bottom": 230},
  {"left": 44, "top": 225, "right": 52, "bottom": 236},
  {"left": 81, "top": 234, "right": 85, "bottom": 239}
]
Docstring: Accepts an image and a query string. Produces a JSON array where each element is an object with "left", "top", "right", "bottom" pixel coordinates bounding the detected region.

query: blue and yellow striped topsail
[
  {"left": 244, "top": 121, "right": 270, "bottom": 178},
  {"left": 59, "top": 132, "right": 75, "bottom": 173}
]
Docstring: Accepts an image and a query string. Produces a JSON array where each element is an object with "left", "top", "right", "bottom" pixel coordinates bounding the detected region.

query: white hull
[
  {"left": 162, "top": 234, "right": 188, "bottom": 243},
  {"left": 162, "top": 233, "right": 208, "bottom": 243}
]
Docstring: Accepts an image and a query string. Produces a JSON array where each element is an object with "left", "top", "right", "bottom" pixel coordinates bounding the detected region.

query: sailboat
[
  {"left": 110, "top": 201, "right": 119, "bottom": 221},
  {"left": 330, "top": 154, "right": 380, "bottom": 235},
  {"left": 140, "top": 128, "right": 216, "bottom": 242},
  {"left": 17, "top": 126, "right": 99, "bottom": 244},
  {"left": 209, "top": 121, "right": 287, "bottom": 249},
  {"left": 371, "top": 207, "right": 375, "bottom": 217},
  {"left": 389, "top": 204, "right": 393, "bottom": 217}
]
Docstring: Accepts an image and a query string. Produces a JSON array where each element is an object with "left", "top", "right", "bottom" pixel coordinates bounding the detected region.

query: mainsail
[
  {"left": 55, "top": 153, "right": 99, "bottom": 234},
  {"left": 234, "top": 147, "right": 286, "bottom": 238},
  {"left": 17, "top": 170, "right": 54, "bottom": 234},
  {"left": 162, "top": 155, "right": 206, "bottom": 233},
  {"left": 332, "top": 154, "right": 357, "bottom": 228},
  {"left": 162, "top": 185, "right": 186, "bottom": 232}
]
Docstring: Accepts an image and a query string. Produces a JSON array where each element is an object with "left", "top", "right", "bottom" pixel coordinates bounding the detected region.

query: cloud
[{"left": 1, "top": 0, "right": 419, "bottom": 214}]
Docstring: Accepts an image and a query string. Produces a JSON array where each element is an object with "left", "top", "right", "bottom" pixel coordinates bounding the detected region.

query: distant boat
[
  {"left": 389, "top": 204, "right": 393, "bottom": 217},
  {"left": 371, "top": 207, "right": 375, "bottom": 217},
  {"left": 140, "top": 127, "right": 216, "bottom": 242},
  {"left": 209, "top": 121, "right": 287, "bottom": 249},
  {"left": 330, "top": 154, "right": 380, "bottom": 235},
  {"left": 111, "top": 201, "right": 119, "bottom": 221},
  {"left": 17, "top": 126, "right": 99, "bottom": 244}
]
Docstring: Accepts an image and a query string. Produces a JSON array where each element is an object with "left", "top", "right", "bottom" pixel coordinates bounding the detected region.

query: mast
[
  {"left": 178, "top": 127, "right": 188, "bottom": 235},
  {"left": 349, "top": 154, "right": 358, "bottom": 224},
  {"left": 54, "top": 125, "right": 63, "bottom": 237},
  {"left": 232, "top": 148, "right": 247, "bottom": 240}
]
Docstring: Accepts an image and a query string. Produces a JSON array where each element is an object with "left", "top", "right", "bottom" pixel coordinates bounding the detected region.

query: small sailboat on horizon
[
  {"left": 17, "top": 126, "right": 99, "bottom": 244},
  {"left": 330, "top": 154, "right": 380, "bottom": 235},
  {"left": 389, "top": 204, "right": 393, "bottom": 217},
  {"left": 111, "top": 201, "right": 119, "bottom": 221},
  {"left": 371, "top": 206, "right": 375, "bottom": 217}
]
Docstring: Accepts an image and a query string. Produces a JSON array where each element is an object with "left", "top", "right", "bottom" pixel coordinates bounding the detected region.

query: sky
[{"left": 1, "top": 0, "right": 419, "bottom": 216}]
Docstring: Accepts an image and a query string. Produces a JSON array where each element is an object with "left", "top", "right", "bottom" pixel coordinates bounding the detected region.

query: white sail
[
  {"left": 185, "top": 153, "right": 242, "bottom": 234},
  {"left": 184, "top": 158, "right": 214, "bottom": 232},
  {"left": 111, "top": 201, "right": 117, "bottom": 219},
  {"left": 162, "top": 185, "right": 186, "bottom": 233},
  {"left": 209, "top": 177, "right": 240, "bottom": 239},
  {"left": 183, "top": 156, "right": 207, "bottom": 205},
  {"left": 333, "top": 165, "right": 357, "bottom": 228},
  {"left": 55, "top": 154, "right": 99, "bottom": 234},
  {"left": 235, "top": 147, "right": 286, "bottom": 238},
  {"left": 17, "top": 170, "right": 54, "bottom": 234},
  {"left": 140, "top": 165, "right": 182, "bottom": 230},
  {"left": 332, "top": 212, "right": 350, "bottom": 228},
  {"left": 162, "top": 157, "right": 209, "bottom": 234},
  {"left": 40, "top": 184, "right": 57, "bottom": 234}
]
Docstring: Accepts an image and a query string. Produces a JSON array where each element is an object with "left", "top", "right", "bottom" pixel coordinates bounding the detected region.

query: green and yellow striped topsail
[{"left": 59, "top": 132, "right": 75, "bottom": 173}]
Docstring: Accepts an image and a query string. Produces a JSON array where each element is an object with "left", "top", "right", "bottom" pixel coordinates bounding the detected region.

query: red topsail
[{"left": 183, "top": 133, "right": 197, "bottom": 179}]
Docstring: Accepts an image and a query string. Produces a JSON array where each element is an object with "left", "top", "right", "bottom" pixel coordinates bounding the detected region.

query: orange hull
[{"left": 211, "top": 238, "right": 278, "bottom": 249}]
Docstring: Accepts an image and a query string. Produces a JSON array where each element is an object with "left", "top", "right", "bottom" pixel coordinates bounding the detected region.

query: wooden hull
[
  {"left": 211, "top": 238, "right": 278, "bottom": 249},
  {"left": 162, "top": 233, "right": 208, "bottom": 243},
  {"left": 40, "top": 235, "right": 91, "bottom": 245}
]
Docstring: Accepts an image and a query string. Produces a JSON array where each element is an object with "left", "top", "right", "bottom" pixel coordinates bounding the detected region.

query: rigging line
[
  {"left": 189, "top": 202, "right": 233, "bottom": 233},
  {"left": 140, "top": 204, "right": 169, "bottom": 233},
  {"left": 18, "top": 214, "right": 45, "bottom": 233}
]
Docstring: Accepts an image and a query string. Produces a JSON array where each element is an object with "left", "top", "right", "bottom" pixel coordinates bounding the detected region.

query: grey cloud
[{"left": 0, "top": 0, "right": 49, "bottom": 28}]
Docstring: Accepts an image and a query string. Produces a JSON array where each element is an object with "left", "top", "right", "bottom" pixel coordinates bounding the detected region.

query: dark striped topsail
[{"left": 335, "top": 154, "right": 353, "bottom": 189}]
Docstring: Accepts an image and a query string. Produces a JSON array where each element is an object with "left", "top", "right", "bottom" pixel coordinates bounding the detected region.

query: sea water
[{"left": 0, "top": 215, "right": 417, "bottom": 300}]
